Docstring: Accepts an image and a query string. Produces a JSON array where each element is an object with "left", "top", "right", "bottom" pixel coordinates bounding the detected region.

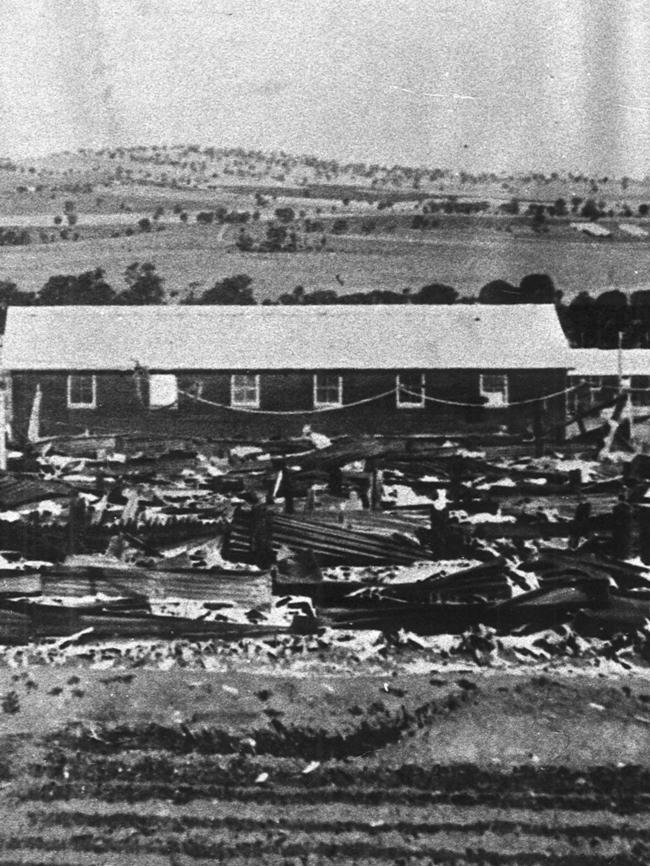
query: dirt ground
[{"left": 0, "top": 657, "right": 648, "bottom": 864}]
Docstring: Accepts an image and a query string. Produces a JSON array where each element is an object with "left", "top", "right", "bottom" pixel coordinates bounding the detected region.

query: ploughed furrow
[
  {"left": 43, "top": 701, "right": 443, "bottom": 759},
  {"left": 4, "top": 674, "right": 649, "bottom": 865},
  {"left": 22, "top": 751, "right": 650, "bottom": 812},
  {"left": 0, "top": 859, "right": 222, "bottom": 866},
  {"left": 21, "top": 779, "right": 650, "bottom": 811},
  {"left": 2, "top": 830, "right": 650, "bottom": 865},
  {"left": 0, "top": 859, "right": 227, "bottom": 866},
  {"left": 26, "top": 804, "right": 650, "bottom": 842}
]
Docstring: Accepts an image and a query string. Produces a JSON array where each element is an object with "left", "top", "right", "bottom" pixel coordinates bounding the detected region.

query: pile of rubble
[{"left": 0, "top": 432, "right": 647, "bottom": 654}]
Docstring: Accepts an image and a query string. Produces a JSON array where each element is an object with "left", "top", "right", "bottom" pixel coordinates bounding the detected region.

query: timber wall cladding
[{"left": 10, "top": 369, "right": 568, "bottom": 439}]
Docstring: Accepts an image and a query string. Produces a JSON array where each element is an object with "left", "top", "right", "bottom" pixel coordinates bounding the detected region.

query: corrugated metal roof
[
  {"left": 569, "top": 349, "right": 650, "bottom": 377},
  {"left": 619, "top": 224, "right": 649, "bottom": 238},
  {"left": 2, "top": 305, "right": 571, "bottom": 371},
  {"left": 570, "top": 222, "right": 612, "bottom": 237}
]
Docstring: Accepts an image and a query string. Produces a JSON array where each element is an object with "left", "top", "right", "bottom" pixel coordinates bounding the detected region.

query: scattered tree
[
  {"left": 570, "top": 196, "right": 583, "bottom": 214},
  {"left": 117, "top": 262, "right": 164, "bottom": 305},
  {"left": 414, "top": 283, "right": 458, "bottom": 304},
  {"left": 184, "top": 273, "right": 255, "bottom": 305},
  {"left": 499, "top": 198, "right": 520, "bottom": 215},
  {"left": 553, "top": 197, "right": 568, "bottom": 217},
  {"left": 0, "top": 281, "right": 35, "bottom": 330},
  {"left": 274, "top": 206, "right": 295, "bottom": 223},
  {"left": 235, "top": 229, "right": 254, "bottom": 251},
  {"left": 38, "top": 268, "right": 116, "bottom": 305},
  {"left": 478, "top": 280, "right": 520, "bottom": 303},
  {"left": 519, "top": 273, "right": 556, "bottom": 303},
  {"left": 580, "top": 198, "right": 601, "bottom": 221}
]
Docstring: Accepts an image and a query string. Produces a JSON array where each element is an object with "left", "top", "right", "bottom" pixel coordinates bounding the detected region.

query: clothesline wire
[
  {"left": 178, "top": 383, "right": 581, "bottom": 415},
  {"left": 401, "top": 384, "right": 579, "bottom": 408},
  {"left": 177, "top": 387, "right": 397, "bottom": 414}
]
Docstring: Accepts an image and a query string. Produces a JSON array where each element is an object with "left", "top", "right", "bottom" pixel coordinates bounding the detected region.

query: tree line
[
  {"left": 0, "top": 264, "right": 164, "bottom": 330},
  {"left": 1, "top": 266, "right": 648, "bottom": 349}
]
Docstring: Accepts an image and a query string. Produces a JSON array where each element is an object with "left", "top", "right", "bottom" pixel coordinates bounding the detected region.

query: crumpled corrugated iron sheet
[
  {"left": 43, "top": 565, "right": 271, "bottom": 607},
  {"left": 0, "top": 564, "right": 270, "bottom": 608},
  {"left": 0, "top": 472, "right": 71, "bottom": 508},
  {"left": 226, "top": 507, "right": 428, "bottom": 566}
]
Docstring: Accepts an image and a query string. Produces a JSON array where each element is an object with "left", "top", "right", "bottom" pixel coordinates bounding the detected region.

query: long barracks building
[{"left": 1, "top": 304, "right": 573, "bottom": 442}]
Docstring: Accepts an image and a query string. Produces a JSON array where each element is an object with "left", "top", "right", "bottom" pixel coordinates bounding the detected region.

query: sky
[{"left": 1, "top": 0, "right": 650, "bottom": 176}]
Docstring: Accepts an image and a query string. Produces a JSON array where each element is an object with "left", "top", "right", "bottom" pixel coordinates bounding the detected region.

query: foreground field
[{"left": 0, "top": 661, "right": 648, "bottom": 864}]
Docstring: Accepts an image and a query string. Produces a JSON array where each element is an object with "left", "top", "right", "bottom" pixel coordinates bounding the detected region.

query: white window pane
[
  {"left": 231, "top": 374, "right": 259, "bottom": 406},
  {"left": 480, "top": 374, "right": 508, "bottom": 407},
  {"left": 67, "top": 375, "right": 96, "bottom": 408},
  {"left": 314, "top": 374, "right": 342, "bottom": 406},
  {"left": 149, "top": 374, "right": 178, "bottom": 408}
]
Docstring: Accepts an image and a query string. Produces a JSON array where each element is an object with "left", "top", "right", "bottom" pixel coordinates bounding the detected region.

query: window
[
  {"left": 67, "top": 375, "right": 96, "bottom": 409},
  {"left": 569, "top": 375, "right": 620, "bottom": 415},
  {"left": 231, "top": 373, "right": 260, "bottom": 407},
  {"left": 149, "top": 374, "right": 178, "bottom": 409},
  {"left": 631, "top": 376, "right": 650, "bottom": 407},
  {"left": 396, "top": 372, "right": 425, "bottom": 408},
  {"left": 479, "top": 374, "right": 508, "bottom": 408},
  {"left": 313, "top": 373, "right": 342, "bottom": 407}
]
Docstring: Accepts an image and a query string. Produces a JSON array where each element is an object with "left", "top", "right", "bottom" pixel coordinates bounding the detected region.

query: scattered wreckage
[{"left": 0, "top": 427, "right": 647, "bottom": 651}]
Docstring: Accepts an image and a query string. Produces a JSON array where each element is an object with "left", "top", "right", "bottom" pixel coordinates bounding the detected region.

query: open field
[
  {"left": 3, "top": 221, "right": 650, "bottom": 301},
  {"left": 3, "top": 147, "right": 650, "bottom": 302},
  {"left": 0, "top": 663, "right": 649, "bottom": 864}
]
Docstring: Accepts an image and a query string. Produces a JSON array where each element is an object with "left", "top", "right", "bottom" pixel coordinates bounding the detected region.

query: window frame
[
  {"left": 148, "top": 373, "right": 179, "bottom": 410},
  {"left": 66, "top": 374, "right": 97, "bottom": 410},
  {"left": 313, "top": 373, "right": 343, "bottom": 408},
  {"left": 479, "top": 373, "right": 509, "bottom": 408},
  {"left": 230, "top": 373, "right": 260, "bottom": 408},
  {"left": 631, "top": 375, "right": 650, "bottom": 407},
  {"left": 396, "top": 372, "right": 426, "bottom": 408}
]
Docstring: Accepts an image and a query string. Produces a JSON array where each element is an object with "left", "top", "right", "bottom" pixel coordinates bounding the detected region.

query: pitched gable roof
[
  {"left": 569, "top": 349, "right": 650, "bottom": 377},
  {"left": 2, "top": 304, "right": 571, "bottom": 371}
]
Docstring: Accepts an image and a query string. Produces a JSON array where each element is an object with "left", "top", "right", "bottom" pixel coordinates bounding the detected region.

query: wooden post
[
  {"left": 68, "top": 493, "right": 77, "bottom": 556},
  {"left": 611, "top": 495, "right": 633, "bottom": 560},
  {"left": 568, "top": 468, "right": 582, "bottom": 494},
  {"left": 638, "top": 505, "right": 650, "bottom": 564},
  {"left": 250, "top": 501, "right": 274, "bottom": 568},
  {"left": 429, "top": 504, "right": 449, "bottom": 558},
  {"left": 328, "top": 465, "right": 343, "bottom": 496},
  {"left": 281, "top": 460, "right": 294, "bottom": 515},
  {"left": 449, "top": 456, "right": 462, "bottom": 505},
  {"left": 370, "top": 466, "right": 383, "bottom": 511},
  {"left": 569, "top": 498, "right": 591, "bottom": 550},
  {"left": 0, "top": 387, "right": 6, "bottom": 472},
  {"left": 533, "top": 402, "right": 544, "bottom": 458},
  {"left": 27, "top": 384, "right": 41, "bottom": 443},
  {"left": 68, "top": 492, "right": 87, "bottom": 556}
]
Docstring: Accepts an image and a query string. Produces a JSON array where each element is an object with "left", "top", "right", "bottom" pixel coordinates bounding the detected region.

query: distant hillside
[{"left": 2, "top": 145, "right": 648, "bottom": 208}]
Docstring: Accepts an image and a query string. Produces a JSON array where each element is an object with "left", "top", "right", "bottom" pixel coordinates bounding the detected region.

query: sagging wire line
[
  {"left": 178, "top": 383, "right": 582, "bottom": 415},
  {"left": 400, "top": 384, "right": 581, "bottom": 408},
  {"left": 177, "top": 387, "right": 398, "bottom": 415}
]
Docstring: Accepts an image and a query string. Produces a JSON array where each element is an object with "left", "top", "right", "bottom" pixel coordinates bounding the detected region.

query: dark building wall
[{"left": 9, "top": 368, "right": 569, "bottom": 441}]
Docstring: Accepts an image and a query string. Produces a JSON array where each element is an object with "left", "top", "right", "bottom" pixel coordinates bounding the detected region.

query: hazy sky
[{"left": 1, "top": 0, "right": 650, "bottom": 175}]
